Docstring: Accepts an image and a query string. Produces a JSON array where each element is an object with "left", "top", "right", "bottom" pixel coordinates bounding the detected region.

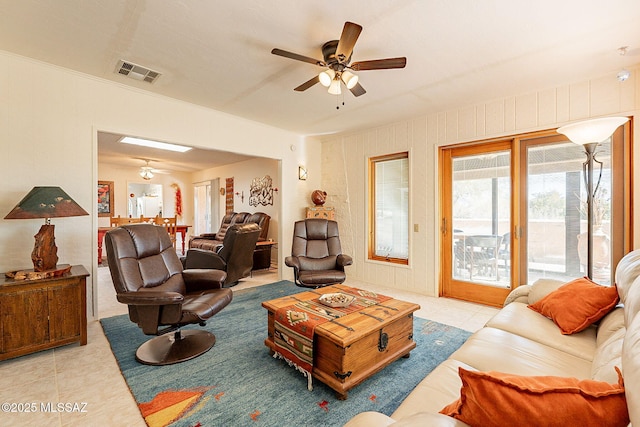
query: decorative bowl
[{"left": 318, "top": 293, "right": 355, "bottom": 308}]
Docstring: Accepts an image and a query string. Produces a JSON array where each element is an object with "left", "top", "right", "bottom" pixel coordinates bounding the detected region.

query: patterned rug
[{"left": 101, "top": 281, "right": 471, "bottom": 427}]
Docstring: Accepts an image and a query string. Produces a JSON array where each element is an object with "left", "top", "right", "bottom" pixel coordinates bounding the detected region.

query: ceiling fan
[
  {"left": 138, "top": 159, "right": 170, "bottom": 180},
  {"left": 271, "top": 21, "right": 406, "bottom": 97}
]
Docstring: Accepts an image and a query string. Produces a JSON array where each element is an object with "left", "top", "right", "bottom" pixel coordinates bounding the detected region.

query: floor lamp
[{"left": 557, "top": 117, "right": 629, "bottom": 279}]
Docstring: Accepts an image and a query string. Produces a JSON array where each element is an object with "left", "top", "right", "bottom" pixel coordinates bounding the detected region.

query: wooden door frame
[
  {"left": 439, "top": 139, "right": 515, "bottom": 307},
  {"left": 439, "top": 124, "right": 632, "bottom": 306}
]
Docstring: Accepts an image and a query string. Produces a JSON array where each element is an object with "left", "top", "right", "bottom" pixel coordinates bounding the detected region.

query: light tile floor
[{"left": 0, "top": 266, "right": 498, "bottom": 426}]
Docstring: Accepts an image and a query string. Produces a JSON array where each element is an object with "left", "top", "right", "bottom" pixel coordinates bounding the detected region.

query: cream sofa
[{"left": 345, "top": 250, "right": 640, "bottom": 426}]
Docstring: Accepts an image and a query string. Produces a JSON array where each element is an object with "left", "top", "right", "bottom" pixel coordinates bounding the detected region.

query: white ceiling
[
  {"left": 1, "top": 1, "right": 639, "bottom": 168},
  {"left": 97, "top": 131, "right": 257, "bottom": 173}
]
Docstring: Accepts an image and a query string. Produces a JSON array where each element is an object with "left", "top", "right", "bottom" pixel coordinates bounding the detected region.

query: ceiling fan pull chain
[{"left": 336, "top": 88, "right": 346, "bottom": 110}]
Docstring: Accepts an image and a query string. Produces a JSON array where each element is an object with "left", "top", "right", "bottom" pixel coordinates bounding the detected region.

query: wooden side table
[
  {"left": 253, "top": 241, "right": 276, "bottom": 270},
  {"left": 306, "top": 206, "right": 335, "bottom": 220},
  {"left": 0, "top": 265, "right": 89, "bottom": 361}
]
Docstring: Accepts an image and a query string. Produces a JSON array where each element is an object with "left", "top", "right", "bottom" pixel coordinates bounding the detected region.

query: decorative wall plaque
[
  {"left": 225, "top": 178, "right": 234, "bottom": 213},
  {"left": 249, "top": 175, "right": 274, "bottom": 207}
]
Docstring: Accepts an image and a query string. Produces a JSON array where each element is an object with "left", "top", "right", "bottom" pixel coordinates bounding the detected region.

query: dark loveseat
[{"left": 188, "top": 212, "right": 271, "bottom": 269}]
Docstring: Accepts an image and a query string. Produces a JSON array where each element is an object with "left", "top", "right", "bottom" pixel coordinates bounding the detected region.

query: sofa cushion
[
  {"left": 613, "top": 249, "right": 640, "bottom": 305},
  {"left": 622, "top": 276, "right": 640, "bottom": 327},
  {"left": 450, "top": 327, "right": 592, "bottom": 378},
  {"left": 343, "top": 411, "right": 396, "bottom": 427},
  {"left": 440, "top": 367, "right": 629, "bottom": 427},
  {"left": 214, "top": 213, "right": 238, "bottom": 240},
  {"left": 527, "top": 278, "right": 565, "bottom": 304},
  {"left": 391, "top": 412, "right": 470, "bottom": 427},
  {"left": 344, "top": 411, "right": 470, "bottom": 427},
  {"left": 189, "top": 238, "right": 223, "bottom": 252},
  {"left": 590, "top": 308, "right": 626, "bottom": 383},
  {"left": 591, "top": 327, "right": 625, "bottom": 383},
  {"left": 528, "top": 277, "right": 619, "bottom": 334},
  {"left": 622, "top": 314, "right": 640, "bottom": 425},
  {"left": 391, "top": 359, "right": 475, "bottom": 420},
  {"left": 596, "top": 307, "right": 625, "bottom": 347},
  {"left": 486, "top": 302, "right": 596, "bottom": 360}
]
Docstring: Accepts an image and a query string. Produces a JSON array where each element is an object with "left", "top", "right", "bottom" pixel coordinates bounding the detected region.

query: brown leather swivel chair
[
  {"left": 285, "top": 219, "right": 353, "bottom": 288},
  {"left": 105, "top": 223, "right": 232, "bottom": 366},
  {"left": 182, "top": 223, "right": 261, "bottom": 286}
]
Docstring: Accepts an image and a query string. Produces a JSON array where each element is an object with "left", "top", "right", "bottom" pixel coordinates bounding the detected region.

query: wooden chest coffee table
[{"left": 262, "top": 284, "right": 420, "bottom": 399}]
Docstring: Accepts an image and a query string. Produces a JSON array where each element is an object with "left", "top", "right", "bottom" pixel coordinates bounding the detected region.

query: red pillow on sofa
[
  {"left": 528, "top": 277, "right": 619, "bottom": 334},
  {"left": 440, "top": 367, "right": 629, "bottom": 427}
]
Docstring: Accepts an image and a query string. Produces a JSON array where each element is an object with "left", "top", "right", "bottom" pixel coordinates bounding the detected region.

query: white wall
[
  {"left": 321, "top": 67, "right": 640, "bottom": 297},
  {"left": 97, "top": 161, "right": 194, "bottom": 228},
  {"left": 192, "top": 157, "right": 280, "bottom": 240},
  {"left": 0, "top": 50, "right": 321, "bottom": 318}
]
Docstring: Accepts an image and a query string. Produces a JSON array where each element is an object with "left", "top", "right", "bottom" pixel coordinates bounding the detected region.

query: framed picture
[{"left": 97, "top": 181, "right": 114, "bottom": 217}]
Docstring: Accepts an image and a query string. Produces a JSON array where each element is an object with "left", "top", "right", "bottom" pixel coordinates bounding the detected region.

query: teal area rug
[{"left": 100, "top": 281, "right": 471, "bottom": 427}]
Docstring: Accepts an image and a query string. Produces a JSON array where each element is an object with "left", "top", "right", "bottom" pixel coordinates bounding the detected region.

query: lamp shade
[
  {"left": 139, "top": 167, "right": 154, "bottom": 180},
  {"left": 557, "top": 117, "right": 629, "bottom": 145},
  {"left": 328, "top": 78, "right": 341, "bottom": 95},
  {"left": 341, "top": 70, "right": 359, "bottom": 89},
  {"left": 319, "top": 69, "right": 335, "bottom": 87},
  {"left": 4, "top": 186, "right": 89, "bottom": 220}
]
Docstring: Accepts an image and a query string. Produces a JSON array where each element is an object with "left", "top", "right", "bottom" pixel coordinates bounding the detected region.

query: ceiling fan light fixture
[
  {"left": 617, "top": 69, "right": 630, "bottom": 82},
  {"left": 328, "top": 78, "right": 342, "bottom": 95},
  {"left": 341, "top": 70, "right": 359, "bottom": 89},
  {"left": 139, "top": 168, "right": 154, "bottom": 180},
  {"left": 319, "top": 69, "right": 335, "bottom": 87},
  {"left": 139, "top": 161, "right": 154, "bottom": 180}
]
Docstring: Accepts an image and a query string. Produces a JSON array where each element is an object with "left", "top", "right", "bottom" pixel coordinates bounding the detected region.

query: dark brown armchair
[
  {"left": 105, "top": 223, "right": 232, "bottom": 366},
  {"left": 285, "top": 219, "right": 353, "bottom": 288},
  {"left": 182, "top": 223, "right": 261, "bottom": 286}
]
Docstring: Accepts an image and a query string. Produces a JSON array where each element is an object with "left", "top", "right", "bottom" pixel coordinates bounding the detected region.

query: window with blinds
[{"left": 368, "top": 152, "right": 409, "bottom": 264}]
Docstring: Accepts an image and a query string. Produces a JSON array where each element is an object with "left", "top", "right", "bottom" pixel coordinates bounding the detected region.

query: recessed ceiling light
[{"left": 120, "top": 136, "right": 192, "bottom": 153}]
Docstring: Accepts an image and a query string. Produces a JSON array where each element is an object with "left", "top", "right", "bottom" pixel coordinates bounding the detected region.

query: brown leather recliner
[
  {"left": 105, "top": 223, "right": 233, "bottom": 366},
  {"left": 285, "top": 219, "right": 353, "bottom": 288},
  {"left": 183, "top": 223, "right": 261, "bottom": 286},
  {"left": 188, "top": 212, "right": 270, "bottom": 251}
]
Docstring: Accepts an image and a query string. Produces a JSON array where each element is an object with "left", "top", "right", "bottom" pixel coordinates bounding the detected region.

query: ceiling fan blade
[
  {"left": 349, "top": 82, "right": 366, "bottom": 97},
  {"left": 335, "top": 21, "right": 362, "bottom": 62},
  {"left": 271, "top": 48, "right": 325, "bottom": 66},
  {"left": 351, "top": 57, "right": 407, "bottom": 71},
  {"left": 151, "top": 169, "right": 171, "bottom": 174},
  {"left": 294, "top": 75, "right": 320, "bottom": 92}
]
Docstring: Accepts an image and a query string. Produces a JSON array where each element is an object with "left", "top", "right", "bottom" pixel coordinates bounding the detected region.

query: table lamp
[{"left": 4, "top": 186, "right": 89, "bottom": 272}]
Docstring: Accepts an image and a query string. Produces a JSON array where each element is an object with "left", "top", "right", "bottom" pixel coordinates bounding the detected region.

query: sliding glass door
[
  {"left": 523, "top": 135, "right": 615, "bottom": 285},
  {"left": 440, "top": 124, "right": 630, "bottom": 306},
  {"left": 441, "top": 141, "right": 513, "bottom": 306}
]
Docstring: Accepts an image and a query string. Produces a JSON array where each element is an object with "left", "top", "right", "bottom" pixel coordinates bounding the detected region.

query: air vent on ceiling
[{"left": 115, "top": 60, "right": 161, "bottom": 84}]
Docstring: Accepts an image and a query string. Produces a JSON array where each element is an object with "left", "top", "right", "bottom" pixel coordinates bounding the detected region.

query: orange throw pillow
[
  {"left": 528, "top": 277, "right": 619, "bottom": 334},
  {"left": 440, "top": 367, "right": 629, "bottom": 427}
]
